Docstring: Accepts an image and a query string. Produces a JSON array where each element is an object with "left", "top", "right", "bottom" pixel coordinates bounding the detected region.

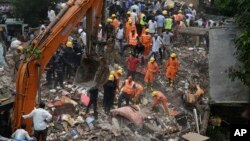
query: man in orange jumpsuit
[
  {"left": 151, "top": 91, "right": 169, "bottom": 115},
  {"left": 166, "top": 53, "right": 179, "bottom": 87},
  {"left": 128, "top": 30, "right": 139, "bottom": 54},
  {"left": 144, "top": 57, "right": 159, "bottom": 90},
  {"left": 111, "top": 14, "right": 120, "bottom": 30},
  {"left": 140, "top": 29, "right": 152, "bottom": 59},
  {"left": 118, "top": 76, "right": 136, "bottom": 107},
  {"left": 133, "top": 83, "right": 144, "bottom": 104},
  {"left": 125, "top": 19, "right": 137, "bottom": 41}
]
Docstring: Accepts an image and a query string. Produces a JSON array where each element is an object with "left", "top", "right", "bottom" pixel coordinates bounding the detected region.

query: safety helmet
[
  {"left": 117, "top": 69, "right": 123, "bottom": 75},
  {"left": 112, "top": 14, "right": 116, "bottom": 17},
  {"left": 150, "top": 57, "right": 155, "bottom": 62},
  {"left": 151, "top": 91, "right": 157, "bottom": 96},
  {"left": 106, "top": 18, "right": 112, "bottom": 23},
  {"left": 145, "top": 28, "right": 149, "bottom": 33},
  {"left": 128, "top": 19, "right": 132, "bottom": 23},
  {"left": 108, "top": 75, "right": 114, "bottom": 81},
  {"left": 170, "top": 53, "right": 177, "bottom": 58},
  {"left": 110, "top": 70, "right": 115, "bottom": 75},
  {"left": 66, "top": 41, "right": 73, "bottom": 48},
  {"left": 178, "top": 10, "right": 182, "bottom": 13},
  {"left": 99, "top": 24, "right": 102, "bottom": 27},
  {"left": 189, "top": 3, "right": 193, "bottom": 7},
  {"left": 78, "top": 28, "right": 83, "bottom": 34},
  {"left": 127, "top": 11, "right": 131, "bottom": 15},
  {"left": 162, "top": 10, "right": 167, "bottom": 15},
  {"left": 168, "top": 2, "right": 174, "bottom": 8},
  {"left": 17, "top": 46, "right": 24, "bottom": 51}
]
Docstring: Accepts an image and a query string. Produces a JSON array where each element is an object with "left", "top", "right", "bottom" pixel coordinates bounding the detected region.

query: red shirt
[{"left": 127, "top": 57, "right": 140, "bottom": 71}]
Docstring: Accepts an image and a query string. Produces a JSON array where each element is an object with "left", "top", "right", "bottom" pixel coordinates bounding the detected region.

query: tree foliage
[
  {"left": 11, "top": 0, "right": 50, "bottom": 26},
  {"left": 214, "top": 0, "right": 250, "bottom": 86}
]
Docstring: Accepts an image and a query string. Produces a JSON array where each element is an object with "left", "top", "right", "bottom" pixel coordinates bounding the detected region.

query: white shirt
[
  {"left": 80, "top": 31, "right": 87, "bottom": 46},
  {"left": 130, "top": 12, "right": 138, "bottom": 25},
  {"left": 11, "top": 129, "right": 33, "bottom": 140},
  {"left": 23, "top": 108, "right": 52, "bottom": 131},
  {"left": 148, "top": 20, "right": 157, "bottom": 34},
  {"left": 98, "top": 29, "right": 103, "bottom": 41},
  {"left": 116, "top": 28, "right": 124, "bottom": 39},
  {"left": 152, "top": 36, "right": 162, "bottom": 52},
  {"left": 48, "top": 9, "right": 56, "bottom": 22},
  {"left": 162, "top": 32, "right": 173, "bottom": 46},
  {"left": 130, "top": 4, "right": 139, "bottom": 15}
]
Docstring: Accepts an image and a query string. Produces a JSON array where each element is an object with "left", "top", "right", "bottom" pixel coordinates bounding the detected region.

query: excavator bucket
[{"left": 74, "top": 56, "right": 109, "bottom": 87}]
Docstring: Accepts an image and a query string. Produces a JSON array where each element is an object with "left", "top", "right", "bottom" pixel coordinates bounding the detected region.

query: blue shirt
[{"left": 155, "top": 15, "right": 165, "bottom": 28}]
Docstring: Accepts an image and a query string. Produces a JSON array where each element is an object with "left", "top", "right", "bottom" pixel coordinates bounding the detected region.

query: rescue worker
[
  {"left": 133, "top": 83, "right": 144, "bottom": 104},
  {"left": 103, "top": 75, "right": 116, "bottom": 114},
  {"left": 113, "top": 68, "right": 123, "bottom": 91},
  {"left": 166, "top": 53, "right": 179, "bottom": 87},
  {"left": 140, "top": 29, "right": 152, "bottom": 61},
  {"left": 125, "top": 19, "right": 137, "bottom": 41},
  {"left": 54, "top": 60, "right": 64, "bottom": 88},
  {"left": 112, "top": 14, "right": 120, "bottom": 30},
  {"left": 127, "top": 54, "right": 140, "bottom": 80},
  {"left": 105, "top": 18, "right": 115, "bottom": 39},
  {"left": 151, "top": 91, "right": 169, "bottom": 115},
  {"left": 164, "top": 12, "right": 173, "bottom": 31},
  {"left": 22, "top": 102, "right": 52, "bottom": 141},
  {"left": 144, "top": 57, "right": 159, "bottom": 90},
  {"left": 128, "top": 30, "right": 139, "bottom": 54},
  {"left": 118, "top": 76, "right": 136, "bottom": 107},
  {"left": 86, "top": 85, "right": 99, "bottom": 119},
  {"left": 138, "top": 10, "right": 147, "bottom": 36},
  {"left": 63, "top": 41, "right": 75, "bottom": 79}
]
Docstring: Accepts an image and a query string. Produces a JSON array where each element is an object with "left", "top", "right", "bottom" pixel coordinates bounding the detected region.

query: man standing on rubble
[
  {"left": 127, "top": 53, "right": 140, "bottom": 80},
  {"left": 118, "top": 76, "right": 136, "bottom": 107},
  {"left": 166, "top": 53, "right": 179, "bottom": 87},
  {"left": 22, "top": 102, "right": 52, "bottom": 141},
  {"left": 86, "top": 85, "right": 99, "bottom": 119},
  {"left": 151, "top": 91, "right": 170, "bottom": 115},
  {"left": 103, "top": 75, "right": 116, "bottom": 114},
  {"left": 144, "top": 57, "right": 159, "bottom": 90}
]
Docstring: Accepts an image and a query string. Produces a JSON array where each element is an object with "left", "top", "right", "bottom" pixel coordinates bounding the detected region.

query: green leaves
[{"left": 23, "top": 45, "right": 42, "bottom": 60}]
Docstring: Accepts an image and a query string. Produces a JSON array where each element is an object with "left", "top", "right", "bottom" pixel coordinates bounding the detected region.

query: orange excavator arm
[{"left": 13, "top": 0, "right": 103, "bottom": 133}]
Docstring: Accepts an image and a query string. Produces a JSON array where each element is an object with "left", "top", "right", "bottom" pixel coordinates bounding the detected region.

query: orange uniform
[
  {"left": 125, "top": 23, "right": 137, "bottom": 41},
  {"left": 133, "top": 83, "right": 143, "bottom": 103},
  {"left": 144, "top": 61, "right": 159, "bottom": 83},
  {"left": 140, "top": 33, "right": 152, "bottom": 57},
  {"left": 152, "top": 91, "right": 168, "bottom": 112},
  {"left": 166, "top": 57, "right": 179, "bottom": 80},
  {"left": 122, "top": 79, "right": 135, "bottom": 95},
  {"left": 112, "top": 18, "right": 120, "bottom": 29},
  {"left": 128, "top": 33, "right": 138, "bottom": 46}
]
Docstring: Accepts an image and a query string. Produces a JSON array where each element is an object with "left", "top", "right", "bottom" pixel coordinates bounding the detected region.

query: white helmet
[{"left": 78, "top": 28, "right": 83, "bottom": 34}]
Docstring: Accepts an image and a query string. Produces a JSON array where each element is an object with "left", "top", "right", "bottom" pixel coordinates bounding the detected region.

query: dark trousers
[
  {"left": 118, "top": 92, "right": 131, "bottom": 108},
  {"left": 103, "top": 95, "right": 115, "bottom": 113},
  {"left": 34, "top": 129, "right": 47, "bottom": 141},
  {"left": 86, "top": 99, "right": 98, "bottom": 117},
  {"left": 55, "top": 71, "right": 63, "bottom": 87}
]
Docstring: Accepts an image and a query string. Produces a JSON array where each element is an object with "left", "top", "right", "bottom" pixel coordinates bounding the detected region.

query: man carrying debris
[
  {"left": 22, "top": 102, "right": 52, "bottom": 141},
  {"left": 133, "top": 83, "right": 144, "bottom": 104},
  {"left": 103, "top": 75, "right": 116, "bottom": 114},
  {"left": 118, "top": 76, "right": 136, "bottom": 107},
  {"left": 151, "top": 91, "right": 169, "bottom": 115},
  {"left": 166, "top": 53, "right": 179, "bottom": 87},
  {"left": 144, "top": 57, "right": 159, "bottom": 90},
  {"left": 86, "top": 85, "right": 99, "bottom": 119}
]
